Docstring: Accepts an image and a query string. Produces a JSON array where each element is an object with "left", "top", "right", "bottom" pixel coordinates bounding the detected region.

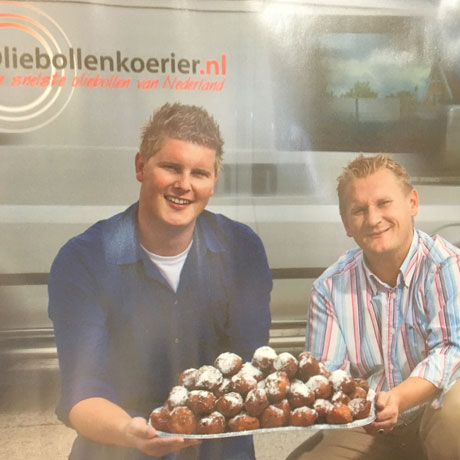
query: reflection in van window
[
  {"left": 270, "top": 16, "right": 456, "bottom": 156},
  {"left": 319, "top": 32, "right": 442, "bottom": 153}
]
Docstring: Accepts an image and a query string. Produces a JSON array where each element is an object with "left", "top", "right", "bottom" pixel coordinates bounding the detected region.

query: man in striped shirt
[{"left": 302, "top": 155, "right": 460, "bottom": 459}]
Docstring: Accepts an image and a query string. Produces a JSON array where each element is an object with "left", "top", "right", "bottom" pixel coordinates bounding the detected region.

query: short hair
[
  {"left": 139, "top": 102, "right": 224, "bottom": 172},
  {"left": 337, "top": 154, "right": 413, "bottom": 216}
]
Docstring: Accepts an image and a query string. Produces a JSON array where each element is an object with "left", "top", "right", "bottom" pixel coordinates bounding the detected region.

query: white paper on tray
[{"left": 154, "top": 390, "right": 376, "bottom": 439}]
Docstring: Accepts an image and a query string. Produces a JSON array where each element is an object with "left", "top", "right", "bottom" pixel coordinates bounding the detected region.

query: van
[{"left": 1, "top": 0, "right": 459, "bottom": 385}]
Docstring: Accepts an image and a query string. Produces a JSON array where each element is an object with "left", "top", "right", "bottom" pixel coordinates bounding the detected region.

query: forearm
[
  {"left": 390, "top": 377, "right": 439, "bottom": 413},
  {"left": 68, "top": 397, "right": 201, "bottom": 456},
  {"left": 69, "top": 397, "right": 134, "bottom": 448},
  {"left": 368, "top": 377, "right": 439, "bottom": 434}
]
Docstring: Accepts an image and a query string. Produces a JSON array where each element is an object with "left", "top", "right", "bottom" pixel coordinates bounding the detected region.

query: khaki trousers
[{"left": 293, "top": 379, "right": 460, "bottom": 460}]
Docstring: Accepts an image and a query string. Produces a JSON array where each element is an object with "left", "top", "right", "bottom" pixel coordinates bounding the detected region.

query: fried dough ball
[
  {"left": 244, "top": 388, "right": 269, "bottom": 417},
  {"left": 178, "top": 368, "right": 197, "bottom": 390},
  {"left": 289, "top": 406, "right": 318, "bottom": 427},
  {"left": 252, "top": 346, "right": 277, "bottom": 373},
  {"left": 231, "top": 372, "right": 258, "bottom": 396},
  {"left": 297, "top": 352, "right": 320, "bottom": 381},
  {"left": 349, "top": 398, "right": 372, "bottom": 420},
  {"left": 306, "top": 375, "right": 332, "bottom": 400},
  {"left": 351, "top": 386, "right": 368, "bottom": 400},
  {"left": 194, "top": 365, "right": 223, "bottom": 392},
  {"left": 313, "top": 399, "right": 333, "bottom": 423},
  {"left": 326, "top": 402, "right": 353, "bottom": 425},
  {"left": 228, "top": 412, "right": 260, "bottom": 432},
  {"left": 214, "top": 378, "right": 232, "bottom": 398},
  {"left": 354, "top": 378, "right": 370, "bottom": 394},
  {"left": 187, "top": 390, "right": 216, "bottom": 415},
  {"left": 214, "top": 352, "right": 243, "bottom": 377},
  {"left": 331, "top": 390, "right": 351, "bottom": 405},
  {"left": 318, "top": 362, "right": 331, "bottom": 378},
  {"left": 215, "top": 392, "right": 244, "bottom": 418},
  {"left": 196, "top": 411, "right": 227, "bottom": 434},
  {"left": 273, "top": 352, "right": 298, "bottom": 379},
  {"left": 260, "top": 405, "right": 287, "bottom": 428},
  {"left": 166, "top": 385, "right": 189, "bottom": 409},
  {"left": 274, "top": 399, "right": 291, "bottom": 420},
  {"left": 149, "top": 406, "right": 170, "bottom": 432},
  {"left": 265, "top": 371, "right": 290, "bottom": 403},
  {"left": 257, "top": 378, "right": 266, "bottom": 390},
  {"left": 168, "top": 406, "right": 197, "bottom": 434},
  {"left": 329, "top": 369, "right": 356, "bottom": 395},
  {"left": 156, "top": 352, "right": 372, "bottom": 435},
  {"left": 288, "top": 380, "right": 315, "bottom": 409},
  {"left": 239, "top": 362, "right": 265, "bottom": 382}
]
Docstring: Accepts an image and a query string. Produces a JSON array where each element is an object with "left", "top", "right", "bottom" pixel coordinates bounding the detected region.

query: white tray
[{"left": 154, "top": 390, "right": 375, "bottom": 439}]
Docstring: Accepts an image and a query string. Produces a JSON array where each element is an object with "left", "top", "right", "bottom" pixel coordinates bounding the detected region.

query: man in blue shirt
[{"left": 48, "top": 103, "right": 273, "bottom": 459}]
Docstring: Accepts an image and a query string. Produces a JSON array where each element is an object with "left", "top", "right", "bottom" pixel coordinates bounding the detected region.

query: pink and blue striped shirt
[{"left": 307, "top": 229, "right": 460, "bottom": 413}]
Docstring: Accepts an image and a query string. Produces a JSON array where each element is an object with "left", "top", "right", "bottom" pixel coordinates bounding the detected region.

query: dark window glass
[{"left": 269, "top": 15, "right": 457, "bottom": 156}]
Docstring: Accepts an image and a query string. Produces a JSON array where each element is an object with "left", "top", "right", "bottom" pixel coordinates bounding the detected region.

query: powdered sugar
[
  {"left": 167, "top": 385, "right": 188, "bottom": 407},
  {"left": 289, "top": 380, "right": 311, "bottom": 397},
  {"left": 313, "top": 399, "right": 333, "bottom": 412},
  {"left": 239, "top": 362, "right": 264, "bottom": 380},
  {"left": 306, "top": 375, "right": 328, "bottom": 392},
  {"left": 195, "top": 365, "right": 223, "bottom": 389},
  {"left": 252, "top": 346, "right": 277, "bottom": 370},
  {"left": 292, "top": 406, "right": 316, "bottom": 416},
  {"left": 214, "top": 352, "right": 242, "bottom": 376},
  {"left": 274, "top": 352, "right": 297, "bottom": 370},
  {"left": 246, "top": 388, "right": 267, "bottom": 403},
  {"left": 329, "top": 369, "right": 349, "bottom": 389},
  {"left": 222, "top": 392, "right": 244, "bottom": 408},
  {"left": 265, "top": 371, "right": 290, "bottom": 396},
  {"left": 189, "top": 389, "right": 213, "bottom": 399},
  {"left": 179, "top": 368, "right": 197, "bottom": 388},
  {"left": 266, "top": 405, "right": 284, "bottom": 417},
  {"left": 199, "top": 411, "right": 226, "bottom": 426}
]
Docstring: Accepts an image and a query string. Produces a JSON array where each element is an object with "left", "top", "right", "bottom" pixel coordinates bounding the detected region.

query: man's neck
[
  {"left": 137, "top": 214, "right": 195, "bottom": 257},
  {"left": 364, "top": 255, "right": 401, "bottom": 287},
  {"left": 364, "top": 232, "right": 415, "bottom": 287}
]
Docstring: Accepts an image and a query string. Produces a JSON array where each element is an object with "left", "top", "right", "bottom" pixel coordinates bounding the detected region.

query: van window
[{"left": 269, "top": 15, "right": 458, "bottom": 158}]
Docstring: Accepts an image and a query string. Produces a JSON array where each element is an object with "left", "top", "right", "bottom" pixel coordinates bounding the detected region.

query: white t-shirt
[{"left": 140, "top": 241, "right": 193, "bottom": 292}]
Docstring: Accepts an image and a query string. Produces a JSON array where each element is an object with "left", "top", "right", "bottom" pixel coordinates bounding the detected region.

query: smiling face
[
  {"left": 136, "top": 137, "right": 218, "bottom": 235},
  {"left": 341, "top": 168, "right": 419, "bottom": 266}
]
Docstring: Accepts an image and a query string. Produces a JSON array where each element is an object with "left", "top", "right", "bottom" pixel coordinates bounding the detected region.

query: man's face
[
  {"left": 341, "top": 168, "right": 418, "bottom": 261},
  {"left": 135, "top": 137, "right": 218, "bottom": 231}
]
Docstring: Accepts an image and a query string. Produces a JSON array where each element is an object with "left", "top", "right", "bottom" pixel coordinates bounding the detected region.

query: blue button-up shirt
[{"left": 48, "top": 203, "right": 272, "bottom": 460}]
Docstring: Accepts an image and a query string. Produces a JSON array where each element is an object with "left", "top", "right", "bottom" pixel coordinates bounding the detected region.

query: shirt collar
[
  {"left": 362, "top": 229, "right": 419, "bottom": 292},
  {"left": 398, "top": 230, "right": 419, "bottom": 287},
  {"left": 113, "top": 202, "right": 143, "bottom": 265},
  {"left": 114, "top": 205, "right": 225, "bottom": 266},
  {"left": 195, "top": 210, "right": 226, "bottom": 254}
]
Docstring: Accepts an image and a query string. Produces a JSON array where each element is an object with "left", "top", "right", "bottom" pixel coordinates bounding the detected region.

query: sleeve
[
  {"left": 225, "top": 225, "right": 273, "bottom": 362},
  {"left": 48, "top": 241, "right": 116, "bottom": 424},
  {"left": 410, "top": 255, "right": 460, "bottom": 403},
  {"left": 306, "top": 282, "right": 350, "bottom": 372}
]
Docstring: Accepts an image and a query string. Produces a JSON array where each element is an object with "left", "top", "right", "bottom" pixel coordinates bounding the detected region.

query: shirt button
[
  {"left": 174, "top": 338, "right": 180, "bottom": 344},
  {"left": 174, "top": 300, "right": 178, "bottom": 305}
]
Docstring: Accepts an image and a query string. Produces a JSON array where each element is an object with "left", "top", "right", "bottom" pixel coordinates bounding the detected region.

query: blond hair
[
  {"left": 139, "top": 103, "right": 224, "bottom": 173},
  {"left": 337, "top": 154, "right": 413, "bottom": 216}
]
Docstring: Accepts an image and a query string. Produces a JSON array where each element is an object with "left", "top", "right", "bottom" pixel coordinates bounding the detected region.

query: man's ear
[
  {"left": 343, "top": 221, "right": 353, "bottom": 238},
  {"left": 135, "top": 152, "right": 145, "bottom": 183},
  {"left": 340, "top": 212, "right": 353, "bottom": 238},
  {"left": 409, "top": 188, "right": 419, "bottom": 217},
  {"left": 210, "top": 170, "right": 219, "bottom": 196}
]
